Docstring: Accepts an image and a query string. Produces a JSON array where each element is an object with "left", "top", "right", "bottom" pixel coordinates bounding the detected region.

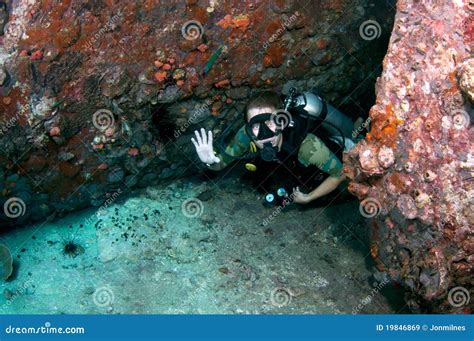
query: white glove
[{"left": 191, "top": 128, "right": 220, "bottom": 165}]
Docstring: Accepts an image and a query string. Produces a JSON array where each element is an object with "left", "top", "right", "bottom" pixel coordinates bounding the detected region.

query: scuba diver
[{"left": 191, "top": 88, "right": 358, "bottom": 205}]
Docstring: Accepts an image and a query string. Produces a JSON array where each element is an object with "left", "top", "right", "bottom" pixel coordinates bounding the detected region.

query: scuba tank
[{"left": 283, "top": 87, "right": 355, "bottom": 151}]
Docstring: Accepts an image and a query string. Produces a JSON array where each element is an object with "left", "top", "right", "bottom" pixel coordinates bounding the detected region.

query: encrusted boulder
[{"left": 344, "top": 0, "right": 473, "bottom": 313}]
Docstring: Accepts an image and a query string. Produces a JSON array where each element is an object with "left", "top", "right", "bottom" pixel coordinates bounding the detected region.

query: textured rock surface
[
  {"left": 344, "top": 0, "right": 473, "bottom": 313},
  {"left": 0, "top": 0, "right": 394, "bottom": 227}
]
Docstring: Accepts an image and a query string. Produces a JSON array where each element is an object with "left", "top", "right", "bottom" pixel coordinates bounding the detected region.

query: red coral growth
[
  {"left": 30, "top": 50, "right": 43, "bottom": 61},
  {"left": 214, "top": 79, "right": 230, "bottom": 88},
  {"left": 49, "top": 126, "right": 61, "bottom": 136},
  {"left": 367, "top": 104, "right": 403, "bottom": 147},
  {"left": 216, "top": 15, "right": 233, "bottom": 29},
  {"left": 128, "top": 148, "right": 139, "bottom": 156},
  {"left": 154, "top": 71, "right": 167, "bottom": 82},
  {"left": 217, "top": 14, "right": 250, "bottom": 31},
  {"left": 263, "top": 45, "right": 286, "bottom": 68},
  {"left": 197, "top": 44, "right": 208, "bottom": 52}
]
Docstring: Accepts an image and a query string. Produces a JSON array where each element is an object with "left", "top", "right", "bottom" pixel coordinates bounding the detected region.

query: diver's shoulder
[{"left": 234, "top": 125, "right": 251, "bottom": 142}]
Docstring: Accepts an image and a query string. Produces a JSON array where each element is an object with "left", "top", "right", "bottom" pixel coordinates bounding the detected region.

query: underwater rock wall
[
  {"left": 0, "top": 0, "right": 394, "bottom": 227},
  {"left": 344, "top": 0, "right": 473, "bottom": 313}
]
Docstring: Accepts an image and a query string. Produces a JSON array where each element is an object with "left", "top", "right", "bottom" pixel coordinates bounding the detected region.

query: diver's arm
[
  {"left": 293, "top": 174, "right": 345, "bottom": 204},
  {"left": 295, "top": 133, "right": 345, "bottom": 203}
]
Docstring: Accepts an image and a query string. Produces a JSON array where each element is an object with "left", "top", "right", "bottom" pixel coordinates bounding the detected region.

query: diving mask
[
  {"left": 245, "top": 113, "right": 281, "bottom": 141},
  {"left": 245, "top": 111, "right": 293, "bottom": 161},
  {"left": 245, "top": 113, "right": 281, "bottom": 161}
]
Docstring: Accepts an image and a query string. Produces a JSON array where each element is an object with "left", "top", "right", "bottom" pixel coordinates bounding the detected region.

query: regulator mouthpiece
[{"left": 260, "top": 142, "right": 277, "bottom": 162}]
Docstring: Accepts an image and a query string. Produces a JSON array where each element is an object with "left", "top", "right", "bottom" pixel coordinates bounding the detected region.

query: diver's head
[{"left": 245, "top": 91, "right": 284, "bottom": 159}]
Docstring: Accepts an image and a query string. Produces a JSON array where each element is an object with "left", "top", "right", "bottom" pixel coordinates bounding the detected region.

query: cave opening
[{"left": 151, "top": 103, "right": 179, "bottom": 141}]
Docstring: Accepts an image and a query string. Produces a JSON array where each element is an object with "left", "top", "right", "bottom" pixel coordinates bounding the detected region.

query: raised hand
[{"left": 191, "top": 128, "right": 220, "bottom": 165}]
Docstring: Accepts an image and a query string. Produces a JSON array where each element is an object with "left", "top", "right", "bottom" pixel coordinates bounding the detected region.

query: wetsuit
[{"left": 214, "top": 113, "right": 344, "bottom": 193}]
